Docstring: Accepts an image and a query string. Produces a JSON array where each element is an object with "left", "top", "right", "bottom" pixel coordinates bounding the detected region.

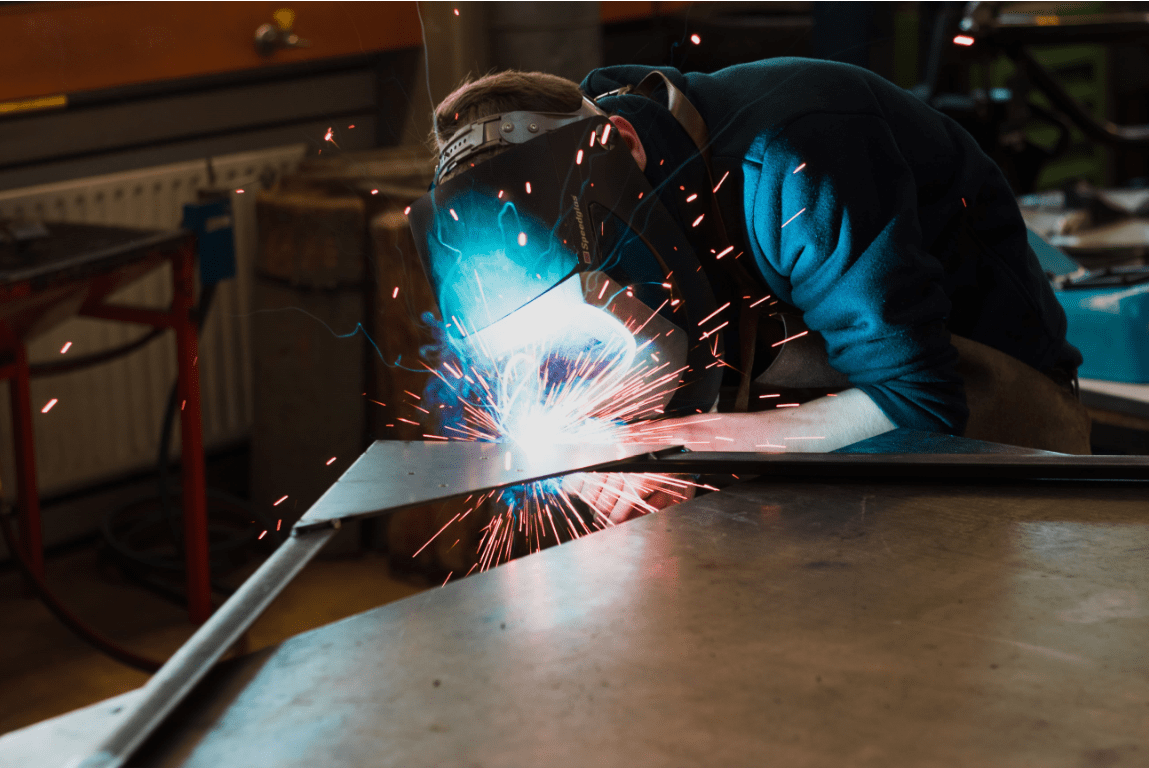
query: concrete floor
[{"left": 0, "top": 534, "right": 430, "bottom": 736}]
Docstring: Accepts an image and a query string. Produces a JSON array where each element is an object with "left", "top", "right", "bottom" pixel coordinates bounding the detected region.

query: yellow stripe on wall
[{"left": 0, "top": 94, "right": 68, "bottom": 115}]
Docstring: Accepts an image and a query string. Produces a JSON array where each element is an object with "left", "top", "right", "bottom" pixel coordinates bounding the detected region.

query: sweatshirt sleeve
[{"left": 745, "top": 111, "right": 969, "bottom": 434}]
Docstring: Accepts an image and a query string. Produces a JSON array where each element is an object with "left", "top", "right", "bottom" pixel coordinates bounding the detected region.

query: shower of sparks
[
  {"left": 60, "top": 341, "right": 72, "bottom": 354},
  {"left": 41, "top": 398, "right": 58, "bottom": 413},
  {"left": 416, "top": 282, "right": 706, "bottom": 572},
  {"left": 781, "top": 207, "right": 806, "bottom": 228}
]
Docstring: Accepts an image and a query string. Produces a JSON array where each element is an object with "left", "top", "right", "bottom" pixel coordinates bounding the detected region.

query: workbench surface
[{"left": 73, "top": 476, "right": 1145, "bottom": 767}]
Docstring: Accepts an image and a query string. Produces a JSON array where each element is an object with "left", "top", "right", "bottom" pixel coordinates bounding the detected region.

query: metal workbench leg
[
  {"left": 172, "top": 244, "right": 211, "bottom": 624},
  {"left": 8, "top": 342, "right": 44, "bottom": 582}
]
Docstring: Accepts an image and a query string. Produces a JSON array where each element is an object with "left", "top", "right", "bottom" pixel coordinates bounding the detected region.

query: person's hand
[{"left": 561, "top": 472, "right": 696, "bottom": 524}]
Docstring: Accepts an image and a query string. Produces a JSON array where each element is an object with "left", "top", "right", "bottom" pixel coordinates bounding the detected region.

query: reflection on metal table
[{"left": 4, "top": 433, "right": 1148, "bottom": 768}]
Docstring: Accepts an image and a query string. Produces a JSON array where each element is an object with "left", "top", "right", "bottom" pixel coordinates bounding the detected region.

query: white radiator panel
[{"left": 0, "top": 145, "right": 306, "bottom": 499}]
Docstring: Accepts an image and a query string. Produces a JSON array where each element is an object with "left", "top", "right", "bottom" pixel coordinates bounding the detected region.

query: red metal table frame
[{"left": 0, "top": 235, "right": 211, "bottom": 623}]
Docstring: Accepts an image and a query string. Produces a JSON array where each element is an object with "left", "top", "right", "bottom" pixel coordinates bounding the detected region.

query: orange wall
[
  {"left": 2, "top": 2, "right": 693, "bottom": 106},
  {"left": 1, "top": 2, "right": 424, "bottom": 103}
]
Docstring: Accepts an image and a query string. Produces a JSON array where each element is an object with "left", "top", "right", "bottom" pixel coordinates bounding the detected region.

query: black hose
[
  {"left": 29, "top": 327, "right": 166, "bottom": 378},
  {"left": 0, "top": 507, "right": 163, "bottom": 673}
]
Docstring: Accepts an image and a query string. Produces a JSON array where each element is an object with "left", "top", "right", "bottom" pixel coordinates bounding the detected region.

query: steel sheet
[{"left": 120, "top": 478, "right": 1149, "bottom": 768}]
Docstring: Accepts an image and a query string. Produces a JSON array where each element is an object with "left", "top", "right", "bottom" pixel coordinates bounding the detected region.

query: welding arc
[{"left": 0, "top": 507, "right": 162, "bottom": 673}]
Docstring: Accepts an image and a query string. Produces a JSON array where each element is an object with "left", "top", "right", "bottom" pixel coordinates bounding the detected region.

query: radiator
[{"left": 0, "top": 144, "right": 307, "bottom": 499}]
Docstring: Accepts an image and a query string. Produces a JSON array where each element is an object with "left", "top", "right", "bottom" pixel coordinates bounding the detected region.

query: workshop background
[{"left": 3, "top": 0, "right": 1149, "bottom": 736}]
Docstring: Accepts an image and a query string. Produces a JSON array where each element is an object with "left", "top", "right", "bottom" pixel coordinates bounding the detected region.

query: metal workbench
[{"left": 5, "top": 434, "right": 1148, "bottom": 768}]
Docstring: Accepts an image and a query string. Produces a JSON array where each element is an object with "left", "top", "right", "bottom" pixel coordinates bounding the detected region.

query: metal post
[
  {"left": 172, "top": 243, "right": 211, "bottom": 623},
  {"left": 8, "top": 341, "right": 44, "bottom": 582}
]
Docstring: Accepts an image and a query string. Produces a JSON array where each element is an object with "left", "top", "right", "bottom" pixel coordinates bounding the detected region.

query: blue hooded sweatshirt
[{"left": 581, "top": 59, "right": 1082, "bottom": 434}]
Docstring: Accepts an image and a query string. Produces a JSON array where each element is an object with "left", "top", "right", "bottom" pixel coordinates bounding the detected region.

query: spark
[
  {"left": 715, "top": 436, "right": 734, "bottom": 442},
  {"left": 453, "top": 7, "right": 459, "bottom": 15},
  {"left": 690, "top": 33, "right": 701, "bottom": 44},
  {"left": 371, "top": 189, "right": 379, "bottom": 195},
  {"left": 962, "top": 197, "right": 967, "bottom": 207},
  {"left": 759, "top": 393, "right": 780, "bottom": 398},
  {"left": 692, "top": 214, "right": 705, "bottom": 227},
  {"left": 781, "top": 207, "right": 806, "bottom": 228},
  {"left": 953, "top": 34, "right": 974, "bottom": 46},
  {"left": 792, "top": 162, "right": 806, "bottom": 174},
  {"left": 602, "top": 124, "right": 612, "bottom": 144},
  {"left": 785, "top": 436, "right": 825, "bottom": 440},
  {"left": 274, "top": 495, "right": 288, "bottom": 506},
  {"left": 392, "top": 286, "right": 400, "bottom": 298},
  {"left": 235, "top": 189, "right": 244, "bottom": 194},
  {"left": 60, "top": 341, "right": 72, "bottom": 354},
  {"left": 700, "top": 320, "right": 729, "bottom": 339},
  {"left": 498, "top": 190, "right": 504, "bottom": 199},
  {"left": 713, "top": 171, "right": 729, "bottom": 192},
  {"left": 526, "top": 181, "right": 532, "bottom": 194},
  {"left": 576, "top": 149, "right": 584, "bottom": 165},
  {"left": 326, "top": 456, "right": 337, "bottom": 465},
  {"left": 277, "top": 519, "right": 282, "bottom": 530},
  {"left": 323, "top": 127, "right": 339, "bottom": 148},
  {"left": 698, "top": 302, "right": 730, "bottom": 325},
  {"left": 397, "top": 417, "right": 419, "bottom": 425},
  {"left": 777, "top": 403, "right": 800, "bottom": 408},
  {"left": 716, "top": 245, "right": 734, "bottom": 259},
  {"left": 181, "top": 400, "right": 186, "bottom": 411},
  {"left": 41, "top": 398, "right": 58, "bottom": 413},
  {"left": 258, "top": 530, "right": 267, "bottom": 540},
  {"left": 450, "top": 208, "right": 459, "bottom": 221},
  {"left": 772, "top": 330, "right": 809, "bottom": 347},
  {"left": 756, "top": 443, "right": 787, "bottom": 449},
  {"left": 518, "top": 232, "right": 528, "bottom": 246},
  {"left": 404, "top": 206, "right": 411, "bottom": 215},
  {"left": 348, "top": 124, "right": 355, "bottom": 129},
  {"left": 686, "top": 193, "right": 698, "bottom": 202},
  {"left": 749, "top": 295, "right": 772, "bottom": 307}
]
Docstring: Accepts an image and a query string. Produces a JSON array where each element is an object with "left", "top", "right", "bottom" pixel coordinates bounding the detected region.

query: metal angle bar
[
  {"left": 76, "top": 526, "right": 337, "bottom": 768},
  {"left": 610, "top": 451, "right": 1149, "bottom": 481}
]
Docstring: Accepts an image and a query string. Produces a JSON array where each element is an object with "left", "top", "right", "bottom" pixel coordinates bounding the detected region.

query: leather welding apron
[{"left": 752, "top": 312, "right": 1093, "bottom": 455}]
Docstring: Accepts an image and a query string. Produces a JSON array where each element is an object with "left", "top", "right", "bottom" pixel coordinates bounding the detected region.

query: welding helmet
[{"left": 407, "top": 97, "right": 724, "bottom": 416}]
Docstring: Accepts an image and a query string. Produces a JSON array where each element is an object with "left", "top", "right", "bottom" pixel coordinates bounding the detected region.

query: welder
[{"left": 408, "top": 60, "right": 1091, "bottom": 517}]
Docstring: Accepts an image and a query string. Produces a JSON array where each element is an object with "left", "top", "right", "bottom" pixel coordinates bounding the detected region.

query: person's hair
[{"left": 430, "top": 71, "right": 584, "bottom": 174}]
